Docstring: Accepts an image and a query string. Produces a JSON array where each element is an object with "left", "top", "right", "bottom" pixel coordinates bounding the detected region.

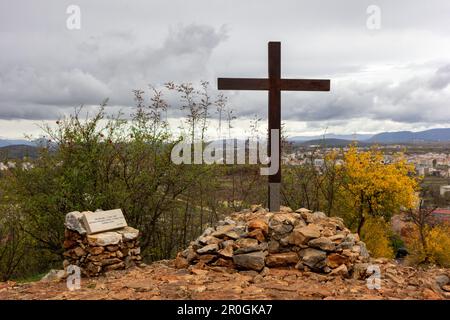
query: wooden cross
[{"left": 217, "top": 41, "right": 330, "bottom": 212}]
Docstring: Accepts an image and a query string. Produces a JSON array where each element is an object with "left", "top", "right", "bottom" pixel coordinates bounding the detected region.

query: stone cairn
[
  {"left": 63, "top": 211, "right": 142, "bottom": 277},
  {"left": 176, "top": 206, "right": 370, "bottom": 277}
]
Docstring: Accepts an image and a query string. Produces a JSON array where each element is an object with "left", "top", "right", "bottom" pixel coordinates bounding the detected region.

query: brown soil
[{"left": 0, "top": 259, "right": 449, "bottom": 300}]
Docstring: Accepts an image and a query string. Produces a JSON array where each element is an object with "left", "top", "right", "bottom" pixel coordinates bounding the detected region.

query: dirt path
[{"left": 0, "top": 260, "right": 448, "bottom": 300}]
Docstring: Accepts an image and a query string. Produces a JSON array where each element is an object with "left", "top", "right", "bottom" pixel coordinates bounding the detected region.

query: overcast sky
[{"left": 1, "top": 0, "right": 450, "bottom": 139}]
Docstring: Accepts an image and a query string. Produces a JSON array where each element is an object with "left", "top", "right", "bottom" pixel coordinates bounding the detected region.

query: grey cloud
[
  {"left": 429, "top": 64, "right": 450, "bottom": 90},
  {"left": 0, "top": 23, "right": 228, "bottom": 120},
  {"left": 1, "top": 0, "right": 450, "bottom": 135}
]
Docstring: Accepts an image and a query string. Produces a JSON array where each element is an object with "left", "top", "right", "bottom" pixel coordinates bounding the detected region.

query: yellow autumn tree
[
  {"left": 407, "top": 224, "right": 450, "bottom": 267},
  {"left": 339, "top": 145, "right": 418, "bottom": 235}
]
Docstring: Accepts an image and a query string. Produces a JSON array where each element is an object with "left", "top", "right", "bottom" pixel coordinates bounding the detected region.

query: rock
[
  {"left": 295, "top": 208, "right": 311, "bottom": 214},
  {"left": 175, "top": 254, "right": 189, "bottom": 269},
  {"left": 279, "top": 206, "right": 293, "bottom": 213},
  {"left": 336, "top": 241, "right": 355, "bottom": 251},
  {"left": 270, "top": 213, "right": 297, "bottom": 226},
  {"left": 308, "top": 237, "right": 336, "bottom": 251},
  {"left": 87, "top": 232, "right": 122, "bottom": 246},
  {"left": 65, "top": 211, "right": 87, "bottom": 234},
  {"left": 201, "top": 227, "right": 215, "bottom": 237},
  {"left": 88, "top": 252, "right": 114, "bottom": 262},
  {"left": 328, "top": 217, "right": 345, "bottom": 230},
  {"left": 250, "top": 204, "right": 264, "bottom": 212},
  {"left": 106, "top": 245, "right": 119, "bottom": 252},
  {"left": 358, "top": 242, "right": 370, "bottom": 259},
  {"left": 74, "top": 247, "right": 86, "bottom": 257},
  {"left": 101, "top": 258, "right": 122, "bottom": 266},
  {"left": 116, "top": 226, "right": 139, "bottom": 241},
  {"left": 288, "top": 225, "right": 321, "bottom": 245},
  {"left": 218, "top": 244, "right": 234, "bottom": 258},
  {"left": 328, "top": 234, "right": 346, "bottom": 243},
  {"left": 268, "top": 214, "right": 297, "bottom": 237},
  {"left": 299, "top": 248, "right": 326, "bottom": 269},
  {"left": 326, "top": 253, "right": 349, "bottom": 268},
  {"left": 88, "top": 246, "right": 105, "bottom": 255},
  {"left": 268, "top": 240, "right": 280, "bottom": 253},
  {"left": 265, "top": 252, "right": 299, "bottom": 267},
  {"left": 185, "top": 248, "right": 198, "bottom": 263},
  {"left": 247, "top": 219, "right": 269, "bottom": 235},
  {"left": 269, "top": 221, "right": 293, "bottom": 237},
  {"left": 435, "top": 274, "right": 449, "bottom": 288},
  {"left": 233, "top": 251, "right": 267, "bottom": 271},
  {"left": 385, "top": 272, "right": 403, "bottom": 284},
  {"left": 352, "top": 263, "right": 369, "bottom": 279},
  {"left": 234, "top": 243, "right": 268, "bottom": 254},
  {"left": 129, "top": 248, "right": 141, "bottom": 255},
  {"left": 345, "top": 233, "right": 360, "bottom": 243},
  {"left": 214, "top": 258, "right": 235, "bottom": 268},
  {"left": 307, "top": 211, "right": 327, "bottom": 223},
  {"left": 423, "top": 288, "right": 442, "bottom": 300},
  {"left": 442, "top": 285, "right": 450, "bottom": 292},
  {"left": 198, "top": 254, "right": 217, "bottom": 264},
  {"left": 104, "top": 262, "right": 125, "bottom": 272},
  {"left": 330, "top": 264, "right": 348, "bottom": 277},
  {"left": 212, "top": 225, "right": 242, "bottom": 239},
  {"left": 63, "top": 240, "right": 77, "bottom": 249},
  {"left": 247, "top": 229, "right": 266, "bottom": 242},
  {"left": 41, "top": 269, "right": 66, "bottom": 282},
  {"left": 197, "top": 243, "right": 219, "bottom": 254},
  {"left": 198, "top": 235, "right": 221, "bottom": 245},
  {"left": 235, "top": 238, "right": 259, "bottom": 248}
]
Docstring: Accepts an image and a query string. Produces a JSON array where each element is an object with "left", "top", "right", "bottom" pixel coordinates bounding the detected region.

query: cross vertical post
[
  {"left": 217, "top": 41, "right": 330, "bottom": 212},
  {"left": 268, "top": 42, "right": 281, "bottom": 211}
]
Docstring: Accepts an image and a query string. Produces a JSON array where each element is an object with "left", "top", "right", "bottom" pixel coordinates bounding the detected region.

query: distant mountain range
[
  {"left": 367, "top": 128, "right": 450, "bottom": 143},
  {"left": 289, "top": 128, "right": 450, "bottom": 144},
  {"left": 289, "top": 134, "right": 373, "bottom": 142},
  {"left": 2, "top": 128, "right": 450, "bottom": 159},
  {"left": 0, "top": 139, "right": 36, "bottom": 148}
]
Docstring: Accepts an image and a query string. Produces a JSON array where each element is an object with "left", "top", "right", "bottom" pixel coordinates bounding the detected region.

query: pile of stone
[
  {"left": 63, "top": 211, "right": 142, "bottom": 277},
  {"left": 176, "top": 206, "right": 370, "bottom": 277}
]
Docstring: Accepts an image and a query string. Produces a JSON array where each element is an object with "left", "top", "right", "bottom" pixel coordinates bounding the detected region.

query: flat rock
[
  {"left": 299, "top": 248, "right": 326, "bottom": 269},
  {"left": 247, "top": 219, "right": 269, "bottom": 235},
  {"left": 288, "top": 225, "right": 321, "bottom": 245},
  {"left": 265, "top": 252, "right": 299, "bottom": 267},
  {"left": 116, "top": 226, "right": 139, "bottom": 241},
  {"left": 330, "top": 264, "right": 348, "bottom": 277},
  {"left": 41, "top": 270, "right": 66, "bottom": 282},
  {"left": 308, "top": 237, "right": 336, "bottom": 251},
  {"left": 87, "top": 232, "right": 122, "bottom": 246},
  {"left": 233, "top": 251, "right": 267, "bottom": 271},
  {"left": 197, "top": 243, "right": 219, "bottom": 254},
  {"left": 326, "top": 253, "right": 349, "bottom": 268}
]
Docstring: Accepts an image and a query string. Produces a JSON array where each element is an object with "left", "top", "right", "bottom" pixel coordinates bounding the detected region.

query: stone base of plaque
[{"left": 63, "top": 210, "right": 142, "bottom": 277}]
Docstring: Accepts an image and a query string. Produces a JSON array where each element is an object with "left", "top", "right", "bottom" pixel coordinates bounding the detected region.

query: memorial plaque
[{"left": 82, "top": 209, "right": 128, "bottom": 234}]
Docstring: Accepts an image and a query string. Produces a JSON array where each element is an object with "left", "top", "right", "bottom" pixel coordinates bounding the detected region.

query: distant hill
[
  {"left": 368, "top": 128, "right": 450, "bottom": 143},
  {"left": 289, "top": 133, "right": 373, "bottom": 142},
  {"left": 0, "top": 145, "right": 39, "bottom": 159},
  {"left": 0, "top": 139, "right": 36, "bottom": 148},
  {"left": 297, "top": 138, "right": 370, "bottom": 147}
]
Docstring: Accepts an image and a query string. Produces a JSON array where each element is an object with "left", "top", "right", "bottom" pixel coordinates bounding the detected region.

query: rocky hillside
[
  {"left": 0, "top": 206, "right": 449, "bottom": 300},
  {"left": 0, "top": 259, "right": 449, "bottom": 300}
]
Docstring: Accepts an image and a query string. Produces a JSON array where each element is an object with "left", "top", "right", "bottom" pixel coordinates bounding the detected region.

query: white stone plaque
[{"left": 82, "top": 209, "right": 127, "bottom": 234}]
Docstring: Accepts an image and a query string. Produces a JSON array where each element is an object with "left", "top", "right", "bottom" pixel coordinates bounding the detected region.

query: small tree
[{"left": 339, "top": 146, "right": 418, "bottom": 235}]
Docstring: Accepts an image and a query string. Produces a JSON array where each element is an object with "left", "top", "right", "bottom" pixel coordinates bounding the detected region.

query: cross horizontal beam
[{"left": 218, "top": 78, "right": 330, "bottom": 91}]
